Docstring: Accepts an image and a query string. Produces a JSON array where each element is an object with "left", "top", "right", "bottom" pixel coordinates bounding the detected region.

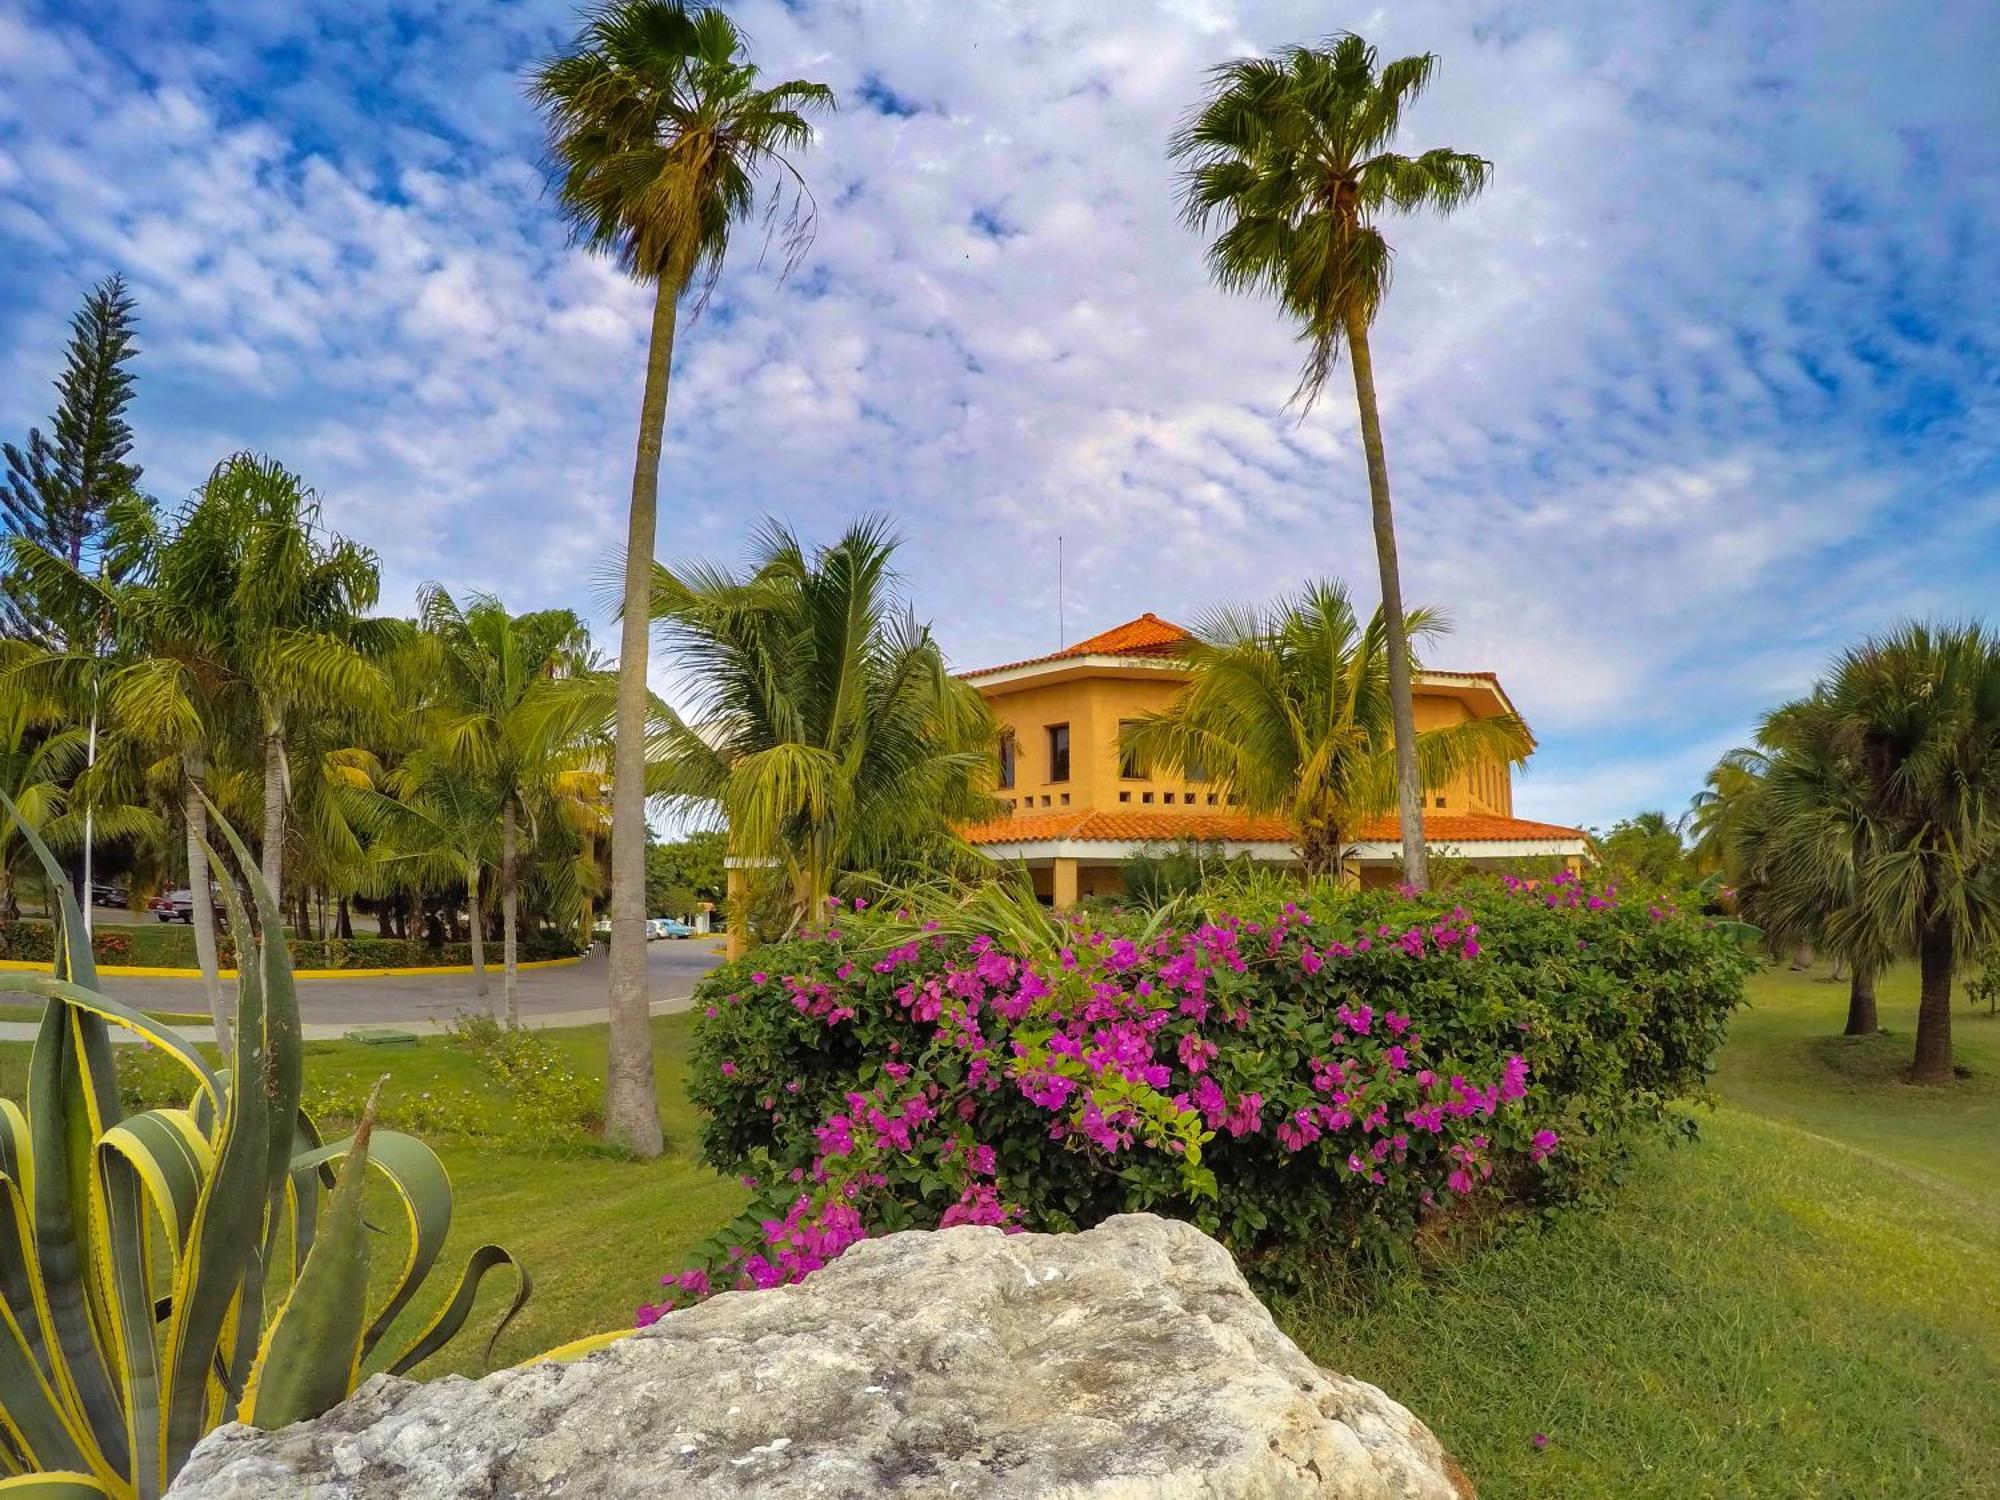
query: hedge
[
  {"left": 654, "top": 872, "right": 1754, "bottom": 1316},
  {"left": 0, "top": 921, "right": 581, "bottom": 970}
]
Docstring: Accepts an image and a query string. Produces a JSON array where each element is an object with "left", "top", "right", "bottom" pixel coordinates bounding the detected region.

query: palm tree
[
  {"left": 647, "top": 517, "right": 1000, "bottom": 930},
  {"left": 171, "top": 454, "right": 394, "bottom": 903},
  {"left": 373, "top": 756, "right": 504, "bottom": 1001},
  {"left": 0, "top": 694, "right": 158, "bottom": 922},
  {"left": 1721, "top": 711, "right": 1884, "bottom": 1035},
  {"left": 1120, "top": 581, "right": 1529, "bottom": 880},
  {"left": 1743, "top": 627, "right": 2000, "bottom": 1079},
  {"left": 1173, "top": 34, "right": 1490, "bottom": 891},
  {"left": 1686, "top": 746, "right": 1770, "bottom": 876},
  {"left": 530, "top": 0, "right": 834, "bottom": 1154},
  {"left": 415, "top": 585, "right": 609, "bottom": 1024}
]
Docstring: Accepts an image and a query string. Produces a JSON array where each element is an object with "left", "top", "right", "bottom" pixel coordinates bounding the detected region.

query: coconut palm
[
  {"left": 1686, "top": 746, "right": 1770, "bottom": 876},
  {"left": 1120, "top": 581, "right": 1529, "bottom": 880},
  {"left": 1173, "top": 34, "right": 1490, "bottom": 891},
  {"left": 0, "top": 695, "right": 159, "bottom": 921},
  {"left": 529, "top": 0, "right": 834, "bottom": 1154},
  {"left": 414, "top": 585, "right": 610, "bottom": 1023},
  {"left": 647, "top": 516, "right": 1000, "bottom": 930}
]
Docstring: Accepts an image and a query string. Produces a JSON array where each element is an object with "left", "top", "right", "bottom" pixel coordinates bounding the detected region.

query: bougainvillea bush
[{"left": 647, "top": 872, "right": 1753, "bottom": 1321}]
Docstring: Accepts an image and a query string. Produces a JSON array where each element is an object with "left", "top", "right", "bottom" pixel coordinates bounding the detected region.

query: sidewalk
[{"left": 0, "top": 990, "right": 702, "bottom": 1046}]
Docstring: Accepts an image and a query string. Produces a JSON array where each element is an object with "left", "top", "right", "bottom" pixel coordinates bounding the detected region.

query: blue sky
[{"left": 2, "top": 0, "right": 1996, "bottom": 831}]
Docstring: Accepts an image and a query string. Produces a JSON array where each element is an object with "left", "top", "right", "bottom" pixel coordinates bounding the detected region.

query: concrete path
[{"left": 0, "top": 940, "right": 726, "bottom": 1043}]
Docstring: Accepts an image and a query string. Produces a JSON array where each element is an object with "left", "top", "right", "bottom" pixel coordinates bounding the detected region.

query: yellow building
[{"left": 959, "top": 612, "right": 1587, "bottom": 903}]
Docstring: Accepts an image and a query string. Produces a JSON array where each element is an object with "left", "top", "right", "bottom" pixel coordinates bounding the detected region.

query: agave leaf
[
  {"left": 238, "top": 1084, "right": 382, "bottom": 1431},
  {"left": 5, "top": 809, "right": 125, "bottom": 1476},
  {"left": 0, "top": 1473, "right": 114, "bottom": 1497},
  {"left": 158, "top": 840, "right": 271, "bottom": 1486},
  {"left": 379, "top": 1245, "right": 531, "bottom": 1379},
  {"left": 0, "top": 980, "right": 219, "bottom": 1117}
]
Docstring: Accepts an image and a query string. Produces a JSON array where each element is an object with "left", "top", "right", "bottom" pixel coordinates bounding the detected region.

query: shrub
[
  {"left": 652, "top": 873, "right": 1753, "bottom": 1317},
  {"left": 0, "top": 920, "right": 581, "bottom": 970}
]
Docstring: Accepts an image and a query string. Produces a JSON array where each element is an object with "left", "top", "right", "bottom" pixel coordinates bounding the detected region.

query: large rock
[{"left": 167, "top": 1213, "right": 1472, "bottom": 1499}]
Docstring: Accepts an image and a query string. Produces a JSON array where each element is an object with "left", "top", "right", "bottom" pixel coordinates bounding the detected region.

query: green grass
[
  {"left": 2, "top": 964, "right": 1997, "bottom": 1494},
  {"left": 1283, "top": 962, "right": 2000, "bottom": 1497}
]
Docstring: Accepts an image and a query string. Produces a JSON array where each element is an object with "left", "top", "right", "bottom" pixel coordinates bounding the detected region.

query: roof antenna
[{"left": 1057, "top": 533, "right": 1065, "bottom": 649}]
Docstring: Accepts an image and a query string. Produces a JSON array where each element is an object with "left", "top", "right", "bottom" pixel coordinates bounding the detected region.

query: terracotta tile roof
[
  {"left": 963, "top": 809, "right": 1584, "bottom": 848},
  {"left": 962, "top": 613, "right": 1194, "bottom": 677}
]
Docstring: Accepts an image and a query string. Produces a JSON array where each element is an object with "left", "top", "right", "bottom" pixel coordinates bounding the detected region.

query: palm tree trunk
[
  {"left": 260, "top": 727, "right": 285, "bottom": 905},
  {"left": 1789, "top": 941, "right": 1813, "bottom": 971},
  {"left": 1912, "top": 918, "right": 1955, "bottom": 1084},
  {"left": 466, "top": 860, "right": 490, "bottom": 1012},
  {"left": 183, "top": 758, "right": 230, "bottom": 1055},
  {"left": 502, "top": 793, "right": 521, "bottom": 1028},
  {"left": 604, "top": 272, "right": 684, "bottom": 1158},
  {"left": 338, "top": 896, "right": 353, "bottom": 940},
  {"left": 1843, "top": 963, "right": 1878, "bottom": 1037},
  {"left": 1343, "top": 309, "right": 1428, "bottom": 891}
]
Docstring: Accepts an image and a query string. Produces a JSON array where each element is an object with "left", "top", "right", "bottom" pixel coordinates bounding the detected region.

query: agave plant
[{"left": 0, "top": 793, "right": 527, "bottom": 1497}]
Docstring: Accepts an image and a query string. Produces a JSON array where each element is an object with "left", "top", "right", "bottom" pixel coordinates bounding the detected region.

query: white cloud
[{"left": 0, "top": 0, "right": 1996, "bottom": 828}]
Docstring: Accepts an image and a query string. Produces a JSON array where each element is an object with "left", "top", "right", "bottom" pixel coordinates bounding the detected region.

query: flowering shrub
[{"left": 649, "top": 873, "right": 1752, "bottom": 1321}]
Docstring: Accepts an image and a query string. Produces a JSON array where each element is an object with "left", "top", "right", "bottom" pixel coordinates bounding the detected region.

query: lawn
[{"left": 2, "top": 962, "right": 1996, "bottom": 1496}]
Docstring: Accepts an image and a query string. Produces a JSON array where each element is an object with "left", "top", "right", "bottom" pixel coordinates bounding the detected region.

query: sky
[{"left": 2, "top": 0, "right": 1996, "bottom": 832}]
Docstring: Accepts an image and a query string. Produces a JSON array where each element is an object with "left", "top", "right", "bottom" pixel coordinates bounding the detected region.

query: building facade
[{"left": 959, "top": 612, "right": 1587, "bottom": 903}]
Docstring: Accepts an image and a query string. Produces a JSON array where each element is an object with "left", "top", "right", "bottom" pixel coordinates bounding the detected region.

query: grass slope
[{"left": 1287, "top": 961, "right": 2000, "bottom": 1497}]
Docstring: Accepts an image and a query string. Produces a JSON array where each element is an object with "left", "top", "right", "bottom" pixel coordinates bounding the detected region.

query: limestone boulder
[{"left": 167, "top": 1212, "right": 1472, "bottom": 1499}]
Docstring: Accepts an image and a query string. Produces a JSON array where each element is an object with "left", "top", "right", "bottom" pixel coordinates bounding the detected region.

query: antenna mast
[{"left": 1057, "top": 534, "right": 1065, "bottom": 648}]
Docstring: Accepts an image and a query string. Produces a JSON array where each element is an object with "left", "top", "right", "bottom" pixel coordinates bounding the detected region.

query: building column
[
  {"left": 725, "top": 866, "right": 750, "bottom": 961},
  {"left": 1052, "top": 857, "right": 1080, "bottom": 909}
]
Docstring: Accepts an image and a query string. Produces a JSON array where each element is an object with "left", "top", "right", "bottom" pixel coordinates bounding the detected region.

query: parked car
[
  {"left": 90, "top": 882, "right": 129, "bottom": 908},
  {"left": 148, "top": 887, "right": 222, "bottom": 924},
  {"left": 655, "top": 918, "right": 695, "bottom": 939}
]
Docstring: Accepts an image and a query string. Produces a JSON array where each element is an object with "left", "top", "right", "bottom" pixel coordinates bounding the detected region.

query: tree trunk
[
  {"left": 1343, "top": 309, "right": 1428, "bottom": 892},
  {"left": 338, "top": 896, "right": 353, "bottom": 941},
  {"left": 375, "top": 901, "right": 393, "bottom": 939},
  {"left": 183, "top": 759, "right": 230, "bottom": 1055},
  {"left": 604, "top": 272, "right": 683, "bottom": 1158},
  {"left": 1843, "top": 964, "right": 1878, "bottom": 1037},
  {"left": 1912, "top": 918, "right": 1955, "bottom": 1084},
  {"left": 1788, "top": 941, "right": 1813, "bottom": 970},
  {"left": 466, "top": 860, "right": 490, "bottom": 1011},
  {"left": 260, "top": 727, "right": 286, "bottom": 906},
  {"left": 502, "top": 793, "right": 521, "bottom": 1027}
]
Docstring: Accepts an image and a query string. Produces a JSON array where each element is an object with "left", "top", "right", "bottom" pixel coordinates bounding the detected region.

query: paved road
[{"left": 93, "top": 939, "right": 726, "bottom": 1029}]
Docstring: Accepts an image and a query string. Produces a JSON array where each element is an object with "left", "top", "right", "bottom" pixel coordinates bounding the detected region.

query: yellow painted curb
[{"left": 0, "top": 955, "right": 585, "bottom": 980}]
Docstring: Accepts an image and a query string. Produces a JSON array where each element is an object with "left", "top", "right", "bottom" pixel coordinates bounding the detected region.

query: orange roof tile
[
  {"left": 962, "top": 612, "right": 1194, "bottom": 677},
  {"left": 963, "top": 809, "right": 1584, "bottom": 848}
]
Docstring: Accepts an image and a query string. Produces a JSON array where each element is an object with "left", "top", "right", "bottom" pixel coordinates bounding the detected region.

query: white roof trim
[
  {"left": 960, "top": 653, "right": 1186, "bottom": 690},
  {"left": 973, "top": 835, "right": 1588, "bottom": 864}
]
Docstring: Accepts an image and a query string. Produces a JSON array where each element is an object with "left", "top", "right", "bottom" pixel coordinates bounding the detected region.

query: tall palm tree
[
  {"left": 530, "top": 0, "right": 834, "bottom": 1154},
  {"left": 1686, "top": 746, "right": 1770, "bottom": 876},
  {"left": 647, "top": 517, "right": 1000, "bottom": 929},
  {"left": 415, "top": 585, "right": 610, "bottom": 1024},
  {"left": 1173, "top": 34, "right": 1490, "bottom": 891},
  {"left": 1120, "top": 581, "right": 1530, "bottom": 879}
]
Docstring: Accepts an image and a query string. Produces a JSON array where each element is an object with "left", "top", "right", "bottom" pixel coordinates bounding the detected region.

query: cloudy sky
[{"left": 3, "top": 0, "right": 1996, "bottom": 830}]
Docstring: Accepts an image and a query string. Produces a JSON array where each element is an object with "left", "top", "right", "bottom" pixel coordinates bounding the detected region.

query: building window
[
  {"left": 1162, "top": 792, "right": 1175, "bottom": 804},
  {"left": 997, "top": 732, "right": 1016, "bottom": 790},
  {"left": 1434, "top": 796, "right": 1447, "bottom": 809},
  {"left": 1118, "top": 790, "right": 1131, "bottom": 803},
  {"left": 1059, "top": 793, "right": 1070, "bottom": 805},
  {"left": 1142, "top": 791, "right": 1154, "bottom": 804},
  {"left": 1118, "top": 720, "right": 1145, "bottom": 779},
  {"left": 1046, "top": 723, "right": 1070, "bottom": 782},
  {"left": 1206, "top": 793, "right": 1219, "bottom": 806}
]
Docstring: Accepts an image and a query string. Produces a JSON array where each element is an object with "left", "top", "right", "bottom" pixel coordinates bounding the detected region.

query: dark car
[{"left": 148, "top": 887, "right": 223, "bottom": 924}]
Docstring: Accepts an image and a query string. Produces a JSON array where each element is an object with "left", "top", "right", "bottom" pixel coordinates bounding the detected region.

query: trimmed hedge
[
  {"left": 661, "top": 873, "right": 1753, "bottom": 1311},
  {"left": 0, "top": 921, "right": 581, "bottom": 970}
]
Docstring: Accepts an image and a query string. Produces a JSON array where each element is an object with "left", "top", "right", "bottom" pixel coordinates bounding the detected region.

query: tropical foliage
[
  {"left": 529, "top": 0, "right": 835, "bottom": 1156},
  {"left": 1698, "top": 623, "right": 2000, "bottom": 1079},
  {"left": 0, "top": 798, "right": 525, "bottom": 1496},
  {"left": 646, "top": 517, "right": 1000, "bottom": 933},
  {"left": 1173, "top": 34, "right": 1490, "bottom": 889},
  {"left": 1119, "top": 581, "right": 1530, "bottom": 877}
]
